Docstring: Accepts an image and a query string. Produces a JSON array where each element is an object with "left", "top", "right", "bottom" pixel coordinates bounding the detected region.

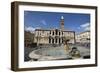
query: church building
[{"left": 34, "top": 16, "right": 75, "bottom": 45}]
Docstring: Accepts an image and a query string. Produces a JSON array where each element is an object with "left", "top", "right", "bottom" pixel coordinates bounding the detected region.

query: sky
[{"left": 24, "top": 11, "right": 90, "bottom": 34}]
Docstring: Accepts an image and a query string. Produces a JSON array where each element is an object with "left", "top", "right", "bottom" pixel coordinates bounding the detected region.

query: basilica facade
[{"left": 33, "top": 16, "right": 75, "bottom": 45}]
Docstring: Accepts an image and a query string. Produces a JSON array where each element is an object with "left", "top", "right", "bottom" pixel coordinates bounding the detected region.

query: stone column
[
  {"left": 57, "top": 38, "right": 59, "bottom": 44},
  {"left": 54, "top": 38, "right": 55, "bottom": 44},
  {"left": 50, "top": 38, "right": 52, "bottom": 44},
  {"left": 60, "top": 38, "right": 62, "bottom": 44}
]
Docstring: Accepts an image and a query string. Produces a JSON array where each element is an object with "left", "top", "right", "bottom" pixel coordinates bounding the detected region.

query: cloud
[
  {"left": 25, "top": 26, "right": 41, "bottom": 33},
  {"left": 80, "top": 23, "right": 90, "bottom": 28},
  {"left": 40, "top": 20, "right": 47, "bottom": 25},
  {"left": 78, "top": 22, "right": 90, "bottom": 31},
  {"left": 84, "top": 26, "right": 90, "bottom": 31},
  {"left": 25, "top": 27, "right": 35, "bottom": 31}
]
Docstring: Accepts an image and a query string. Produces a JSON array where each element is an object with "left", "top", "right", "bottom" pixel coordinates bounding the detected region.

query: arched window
[
  {"left": 53, "top": 31, "right": 54, "bottom": 35},
  {"left": 59, "top": 38, "right": 60, "bottom": 44},
  {"left": 52, "top": 38, "right": 54, "bottom": 44},
  {"left": 50, "top": 31, "right": 51, "bottom": 34},
  {"left": 49, "top": 37, "right": 51, "bottom": 43},
  {"left": 62, "top": 32, "right": 63, "bottom": 35},
  {"left": 62, "top": 38, "right": 63, "bottom": 43},
  {"left": 59, "top": 31, "right": 60, "bottom": 35},
  {"left": 55, "top": 29, "right": 58, "bottom": 35},
  {"left": 55, "top": 38, "right": 57, "bottom": 43}
]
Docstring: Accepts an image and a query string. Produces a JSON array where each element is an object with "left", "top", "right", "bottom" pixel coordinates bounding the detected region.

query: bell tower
[{"left": 60, "top": 16, "right": 64, "bottom": 31}]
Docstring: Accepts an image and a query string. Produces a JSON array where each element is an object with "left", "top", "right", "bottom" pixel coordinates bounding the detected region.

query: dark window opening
[
  {"left": 59, "top": 38, "right": 60, "bottom": 44},
  {"left": 49, "top": 38, "right": 51, "bottom": 43},
  {"left": 62, "top": 32, "right": 63, "bottom": 35},
  {"left": 52, "top": 38, "right": 54, "bottom": 44},
  {"left": 55, "top": 38, "right": 57, "bottom": 43},
  {"left": 62, "top": 38, "right": 63, "bottom": 43},
  {"left": 50, "top": 31, "right": 51, "bottom": 34},
  {"left": 55, "top": 29, "right": 58, "bottom": 35},
  {"left": 53, "top": 31, "right": 54, "bottom": 35},
  {"left": 59, "top": 32, "right": 60, "bottom": 35}
]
